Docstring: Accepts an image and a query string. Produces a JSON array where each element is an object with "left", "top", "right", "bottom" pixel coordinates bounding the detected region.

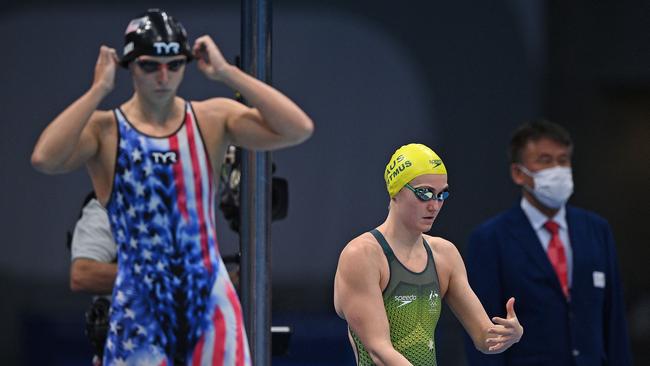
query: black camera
[{"left": 84, "top": 297, "right": 111, "bottom": 358}]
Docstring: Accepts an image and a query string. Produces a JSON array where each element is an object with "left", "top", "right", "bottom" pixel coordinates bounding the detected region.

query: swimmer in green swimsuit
[{"left": 334, "top": 144, "right": 523, "bottom": 365}]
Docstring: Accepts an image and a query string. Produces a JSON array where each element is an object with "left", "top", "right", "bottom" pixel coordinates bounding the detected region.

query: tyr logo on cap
[{"left": 153, "top": 42, "right": 180, "bottom": 55}]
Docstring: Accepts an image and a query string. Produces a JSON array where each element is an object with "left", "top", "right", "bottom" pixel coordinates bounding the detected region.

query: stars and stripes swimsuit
[{"left": 104, "top": 102, "right": 251, "bottom": 366}]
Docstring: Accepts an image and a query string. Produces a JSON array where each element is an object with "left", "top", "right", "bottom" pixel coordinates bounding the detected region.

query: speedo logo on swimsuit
[
  {"left": 385, "top": 155, "right": 412, "bottom": 183},
  {"left": 394, "top": 294, "right": 417, "bottom": 308},
  {"left": 151, "top": 151, "right": 178, "bottom": 164}
]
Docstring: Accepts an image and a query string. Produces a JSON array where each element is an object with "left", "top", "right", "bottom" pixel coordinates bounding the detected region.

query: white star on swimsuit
[
  {"left": 116, "top": 291, "right": 126, "bottom": 305},
  {"left": 131, "top": 148, "right": 142, "bottom": 162},
  {"left": 143, "top": 162, "right": 153, "bottom": 176},
  {"left": 142, "top": 250, "right": 152, "bottom": 261},
  {"left": 136, "top": 324, "right": 148, "bottom": 336},
  {"left": 123, "top": 169, "right": 133, "bottom": 183},
  {"left": 137, "top": 221, "right": 148, "bottom": 234},
  {"left": 123, "top": 338, "right": 135, "bottom": 352},
  {"left": 110, "top": 320, "right": 119, "bottom": 334},
  {"left": 135, "top": 182, "right": 145, "bottom": 196},
  {"left": 156, "top": 261, "right": 165, "bottom": 271}
]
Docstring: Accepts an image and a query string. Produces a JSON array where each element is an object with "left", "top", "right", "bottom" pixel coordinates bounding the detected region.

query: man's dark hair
[{"left": 509, "top": 119, "right": 573, "bottom": 163}]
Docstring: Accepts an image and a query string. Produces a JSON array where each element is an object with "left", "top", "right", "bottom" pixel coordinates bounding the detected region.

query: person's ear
[{"left": 511, "top": 163, "right": 526, "bottom": 186}]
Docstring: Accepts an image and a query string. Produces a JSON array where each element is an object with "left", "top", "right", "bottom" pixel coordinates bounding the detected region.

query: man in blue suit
[{"left": 464, "top": 120, "right": 632, "bottom": 365}]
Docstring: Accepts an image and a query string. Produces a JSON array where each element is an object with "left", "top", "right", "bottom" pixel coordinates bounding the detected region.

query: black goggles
[{"left": 135, "top": 58, "right": 187, "bottom": 73}]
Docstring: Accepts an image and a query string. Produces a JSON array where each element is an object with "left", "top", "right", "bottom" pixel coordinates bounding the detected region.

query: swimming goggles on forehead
[{"left": 404, "top": 183, "right": 450, "bottom": 202}]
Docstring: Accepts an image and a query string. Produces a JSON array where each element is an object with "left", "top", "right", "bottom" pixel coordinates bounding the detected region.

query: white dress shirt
[{"left": 520, "top": 197, "right": 573, "bottom": 286}]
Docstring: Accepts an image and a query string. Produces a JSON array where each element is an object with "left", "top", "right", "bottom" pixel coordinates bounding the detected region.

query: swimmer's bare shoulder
[
  {"left": 422, "top": 233, "right": 460, "bottom": 296},
  {"left": 334, "top": 232, "right": 386, "bottom": 319}
]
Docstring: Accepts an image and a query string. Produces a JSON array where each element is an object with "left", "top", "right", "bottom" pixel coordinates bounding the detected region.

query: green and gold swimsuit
[{"left": 351, "top": 229, "right": 442, "bottom": 366}]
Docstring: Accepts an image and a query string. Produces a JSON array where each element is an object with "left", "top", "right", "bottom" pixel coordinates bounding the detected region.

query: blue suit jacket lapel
[
  {"left": 505, "top": 204, "right": 566, "bottom": 297},
  {"left": 566, "top": 205, "right": 585, "bottom": 299}
]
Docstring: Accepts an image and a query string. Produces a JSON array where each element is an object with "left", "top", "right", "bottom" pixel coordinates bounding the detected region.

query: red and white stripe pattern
[
  {"left": 168, "top": 104, "right": 250, "bottom": 365},
  {"left": 191, "top": 257, "right": 252, "bottom": 365},
  {"left": 169, "top": 106, "right": 218, "bottom": 271}
]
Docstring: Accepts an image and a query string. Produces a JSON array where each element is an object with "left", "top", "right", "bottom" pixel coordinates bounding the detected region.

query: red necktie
[{"left": 544, "top": 220, "right": 569, "bottom": 298}]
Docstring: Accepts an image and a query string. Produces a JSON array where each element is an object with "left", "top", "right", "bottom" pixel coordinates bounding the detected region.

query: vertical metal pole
[{"left": 240, "top": 0, "right": 272, "bottom": 364}]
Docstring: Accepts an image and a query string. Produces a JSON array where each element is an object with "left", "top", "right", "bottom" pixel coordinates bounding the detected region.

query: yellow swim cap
[{"left": 384, "top": 143, "right": 447, "bottom": 197}]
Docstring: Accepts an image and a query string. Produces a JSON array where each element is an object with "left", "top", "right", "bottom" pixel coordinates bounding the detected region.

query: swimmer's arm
[
  {"left": 193, "top": 36, "right": 313, "bottom": 150},
  {"left": 444, "top": 243, "right": 523, "bottom": 354},
  {"left": 70, "top": 258, "right": 117, "bottom": 294},
  {"left": 31, "top": 46, "right": 117, "bottom": 174},
  {"left": 334, "top": 240, "right": 413, "bottom": 366}
]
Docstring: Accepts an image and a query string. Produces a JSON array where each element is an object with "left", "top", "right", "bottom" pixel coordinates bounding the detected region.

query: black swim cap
[{"left": 120, "top": 9, "right": 193, "bottom": 68}]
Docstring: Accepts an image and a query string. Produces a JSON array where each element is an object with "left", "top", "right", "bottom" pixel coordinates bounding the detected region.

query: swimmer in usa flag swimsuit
[{"left": 31, "top": 9, "right": 313, "bottom": 365}]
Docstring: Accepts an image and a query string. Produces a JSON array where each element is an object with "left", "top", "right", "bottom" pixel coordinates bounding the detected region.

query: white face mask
[{"left": 518, "top": 165, "right": 574, "bottom": 209}]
